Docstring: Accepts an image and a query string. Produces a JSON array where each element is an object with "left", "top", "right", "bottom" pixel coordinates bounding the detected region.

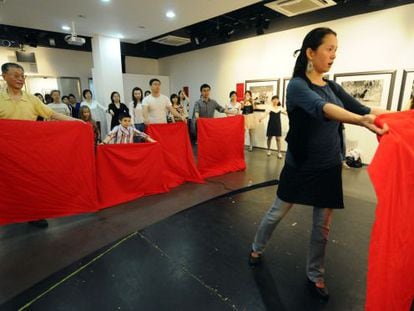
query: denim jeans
[{"left": 252, "top": 196, "right": 333, "bottom": 282}]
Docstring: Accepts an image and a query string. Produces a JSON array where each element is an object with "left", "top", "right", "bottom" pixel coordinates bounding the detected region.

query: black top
[
  {"left": 285, "top": 78, "right": 370, "bottom": 170},
  {"left": 108, "top": 103, "right": 129, "bottom": 129},
  {"left": 242, "top": 105, "right": 254, "bottom": 115}
]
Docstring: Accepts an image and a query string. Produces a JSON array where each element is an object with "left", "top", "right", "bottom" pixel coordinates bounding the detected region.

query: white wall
[
  {"left": 0, "top": 46, "right": 93, "bottom": 95},
  {"left": 159, "top": 4, "right": 414, "bottom": 163},
  {"left": 0, "top": 46, "right": 161, "bottom": 102},
  {"left": 122, "top": 73, "right": 170, "bottom": 104},
  {"left": 125, "top": 56, "right": 159, "bottom": 75}
]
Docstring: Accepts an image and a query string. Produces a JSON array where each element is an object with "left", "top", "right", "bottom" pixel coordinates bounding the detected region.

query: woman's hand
[{"left": 360, "top": 114, "right": 389, "bottom": 135}]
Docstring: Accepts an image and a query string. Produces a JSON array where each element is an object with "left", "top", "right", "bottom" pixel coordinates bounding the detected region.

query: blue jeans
[
  {"left": 252, "top": 196, "right": 333, "bottom": 282},
  {"left": 134, "top": 123, "right": 146, "bottom": 143}
]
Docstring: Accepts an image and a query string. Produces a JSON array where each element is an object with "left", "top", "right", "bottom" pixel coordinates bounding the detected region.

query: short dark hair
[
  {"left": 271, "top": 95, "right": 279, "bottom": 101},
  {"left": 68, "top": 93, "right": 76, "bottom": 98},
  {"left": 1, "top": 62, "right": 24, "bottom": 74},
  {"left": 200, "top": 83, "right": 211, "bottom": 92},
  {"left": 149, "top": 78, "right": 161, "bottom": 86},
  {"left": 229, "top": 91, "right": 237, "bottom": 98},
  {"left": 50, "top": 89, "right": 60, "bottom": 96},
  {"left": 118, "top": 113, "right": 131, "bottom": 121},
  {"left": 82, "top": 89, "right": 92, "bottom": 99},
  {"left": 61, "top": 95, "right": 69, "bottom": 101}
]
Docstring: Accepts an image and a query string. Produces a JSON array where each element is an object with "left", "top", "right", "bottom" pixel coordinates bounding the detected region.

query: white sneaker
[
  {"left": 266, "top": 151, "right": 271, "bottom": 156},
  {"left": 277, "top": 153, "right": 283, "bottom": 159}
]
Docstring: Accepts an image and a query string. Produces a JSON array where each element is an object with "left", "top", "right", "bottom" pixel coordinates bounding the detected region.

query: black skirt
[
  {"left": 266, "top": 111, "right": 282, "bottom": 137},
  {"left": 277, "top": 163, "right": 344, "bottom": 209}
]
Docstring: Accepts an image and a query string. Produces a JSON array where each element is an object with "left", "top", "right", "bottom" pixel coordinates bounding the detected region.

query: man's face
[
  {"left": 69, "top": 96, "right": 77, "bottom": 104},
  {"left": 151, "top": 81, "right": 161, "bottom": 93},
  {"left": 120, "top": 117, "right": 131, "bottom": 128},
  {"left": 2, "top": 67, "right": 25, "bottom": 90},
  {"left": 201, "top": 87, "right": 210, "bottom": 99}
]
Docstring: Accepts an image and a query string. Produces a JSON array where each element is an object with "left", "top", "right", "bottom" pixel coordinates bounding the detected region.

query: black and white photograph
[
  {"left": 245, "top": 79, "right": 280, "bottom": 110},
  {"left": 398, "top": 69, "right": 414, "bottom": 110},
  {"left": 334, "top": 71, "right": 396, "bottom": 110}
]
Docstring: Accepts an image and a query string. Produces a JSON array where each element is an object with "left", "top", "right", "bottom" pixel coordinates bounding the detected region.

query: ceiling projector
[{"left": 64, "top": 34, "right": 86, "bottom": 46}]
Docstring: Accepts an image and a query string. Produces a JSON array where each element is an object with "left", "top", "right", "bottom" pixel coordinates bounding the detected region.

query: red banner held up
[
  {"left": 0, "top": 120, "right": 99, "bottom": 225},
  {"left": 367, "top": 111, "right": 414, "bottom": 311},
  {"left": 146, "top": 122, "right": 203, "bottom": 188},
  {"left": 197, "top": 115, "right": 246, "bottom": 178},
  {"left": 96, "top": 142, "right": 168, "bottom": 209}
]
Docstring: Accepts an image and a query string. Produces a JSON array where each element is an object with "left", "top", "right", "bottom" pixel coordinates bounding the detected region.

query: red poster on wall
[{"left": 236, "top": 83, "right": 244, "bottom": 102}]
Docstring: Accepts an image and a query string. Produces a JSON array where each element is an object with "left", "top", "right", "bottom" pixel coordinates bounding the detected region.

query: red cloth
[
  {"left": 96, "top": 142, "right": 168, "bottom": 208},
  {"left": 146, "top": 122, "right": 203, "bottom": 188},
  {"left": 197, "top": 115, "right": 246, "bottom": 178},
  {"left": 367, "top": 111, "right": 414, "bottom": 311},
  {"left": 0, "top": 120, "right": 99, "bottom": 225}
]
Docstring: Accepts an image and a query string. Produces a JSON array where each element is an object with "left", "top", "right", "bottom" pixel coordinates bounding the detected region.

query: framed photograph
[
  {"left": 282, "top": 77, "right": 291, "bottom": 107},
  {"left": 334, "top": 70, "right": 396, "bottom": 110},
  {"left": 245, "top": 79, "right": 280, "bottom": 111},
  {"left": 398, "top": 69, "right": 414, "bottom": 111}
]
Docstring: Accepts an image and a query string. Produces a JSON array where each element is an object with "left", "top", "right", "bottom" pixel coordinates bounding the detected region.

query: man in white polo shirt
[{"left": 142, "top": 78, "right": 186, "bottom": 124}]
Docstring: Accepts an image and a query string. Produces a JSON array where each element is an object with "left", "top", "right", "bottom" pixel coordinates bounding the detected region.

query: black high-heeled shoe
[
  {"left": 307, "top": 278, "right": 330, "bottom": 300},
  {"left": 248, "top": 250, "right": 262, "bottom": 267}
]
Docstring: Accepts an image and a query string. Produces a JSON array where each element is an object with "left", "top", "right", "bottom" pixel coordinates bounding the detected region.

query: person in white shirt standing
[
  {"left": 48, "top": 90, "right": 71, "bottom": 117},
  {"left": 128, "top": 86, "right": 145, "bottom": 132},
  {"left": 142, "top": 79, "right": 186, "bottom": 124}
]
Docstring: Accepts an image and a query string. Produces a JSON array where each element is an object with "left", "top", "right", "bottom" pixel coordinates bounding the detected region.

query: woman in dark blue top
[{"left": 249, "top": 27, "right": 389, "bottom": 300}]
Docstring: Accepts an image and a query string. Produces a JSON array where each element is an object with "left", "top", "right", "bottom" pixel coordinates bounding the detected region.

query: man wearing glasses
[{"left": 0, "top": 62, "right": 79, "bottom": 228}]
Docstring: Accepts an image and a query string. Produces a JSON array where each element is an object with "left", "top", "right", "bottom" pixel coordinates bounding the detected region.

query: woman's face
[
  {"left": 85, "top": 92, "right": 92, "bottom": 100},
  {"left": 134, "top": 90, "right": 142, "bottom": 101},
  {"left": 308, "top": 34, "right": 337, "bottom": 74},
  {"left": 171, "top": 97, "right": 178, "bottom": 104},
  {"left": 112, "top": 93, "right": 120, "bottom": 103},
  {"left": 272, "top": 98, "right": 279, "bottom": 106},
  {"left": 245, "top": 92, "right": 251, "bottom": 100},
  {"left": 230, "top": 94, "right": 237, "bottom": 102}
]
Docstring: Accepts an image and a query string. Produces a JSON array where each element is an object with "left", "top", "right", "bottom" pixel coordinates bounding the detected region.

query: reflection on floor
[{"left": 0, "top": 148, "right": 385, "bottom": 310}]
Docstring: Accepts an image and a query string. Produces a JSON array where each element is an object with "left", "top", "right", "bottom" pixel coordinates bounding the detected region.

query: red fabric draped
[
  {"left": 96, "top": 142, "right": 168, "bottom": 208},
  {"left": 0, "top": 120, "right": 99, "bottom": 225},
  {"left": 197, "top": 115, "right": 246, "bottom": 178},
  {"left": 146, "top": 122, "right": 203, "bottom": 188},
  {"left": 367, "top": 111, "right": 414, "bottom": 311}
]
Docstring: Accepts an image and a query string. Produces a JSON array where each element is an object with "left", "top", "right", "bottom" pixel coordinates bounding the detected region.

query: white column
[{"left": 91, "top": 35, "right": 124, "bottom": 109}]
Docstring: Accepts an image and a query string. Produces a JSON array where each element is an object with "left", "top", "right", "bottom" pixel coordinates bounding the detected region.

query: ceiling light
[
  {"left": 62, "top": 25, "right": 71, "bottom": 31},
  {"left": 101, "top": 0, "right": 111, "bottom": 2},
  {"left": 166, "top": 11, "right": 176, "bottom": 19}
]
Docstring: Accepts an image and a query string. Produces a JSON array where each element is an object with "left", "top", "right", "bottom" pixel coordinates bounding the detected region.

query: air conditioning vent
[
  {"left": 152, "top": 35, "right": 191, "bottom": 46},
  {"left": 265, "top": 0, "right": 337, "bottom": 17}
]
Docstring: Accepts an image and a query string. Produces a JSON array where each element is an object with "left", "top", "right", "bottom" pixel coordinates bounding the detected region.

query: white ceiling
[{"left": 0, "top": 0, "right": 261, "bottom": 44}]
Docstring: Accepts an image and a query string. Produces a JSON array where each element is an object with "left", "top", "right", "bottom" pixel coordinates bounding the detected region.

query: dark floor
[{"left": 0, "top": 148, "right": 384, "bottom": 311}]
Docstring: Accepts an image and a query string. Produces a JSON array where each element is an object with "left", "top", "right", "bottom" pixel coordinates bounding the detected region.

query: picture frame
[
  {"left": 397, "top": 69, "right": 414, "bottom": 111},
  {"left": 333, "top": 70, "right": 396, "bottom": 110},
  {"left": 282, "top": 77, "right": 291, "bottom": 108},
  {"left": 245, "top": 79, "right": 280, "bottom": 111}
]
